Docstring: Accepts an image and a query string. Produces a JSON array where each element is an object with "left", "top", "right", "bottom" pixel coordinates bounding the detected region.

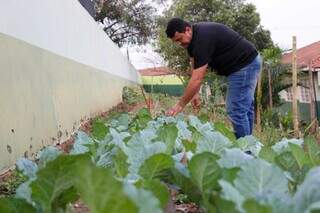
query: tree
[
  {"left": 94, "top": 0, "right": 157, "bottom": 47},
  {"left": 155, "top": 0, "right": 274, "bottom": 73},
  {"left": 262, "top": 47, "right": 283, "bottom": 109}
]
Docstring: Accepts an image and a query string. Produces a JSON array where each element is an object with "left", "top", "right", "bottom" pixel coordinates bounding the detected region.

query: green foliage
[
  {"left": 305, "top": 136, "right": 320, "bottom": 166},
  {"left": 155, "top": 123, "right": 178, "bottom": 153},
  {"left": 4, "top": 110, "right": 320, "bottom": 213},
  {"left": 189, "top": 152, "right": 221, "bottom": 193},
  {"left": 122, "top": 86, "right": 141, "bottom": 106},
  {"left": 91, "top": 119, "right": 108, "bottom": 141},
  {"left": 139, "top": 153, "right": 174, "bottom": 180},
  {"left": 0, "top": 197, "right": 35, "bottom": 213},
  {"left": 243, "top": 199, "right": 272, "bottom": 213},
  {"left": 30, "top": 155, "right": 85, "bottom": 212},
  {"left": 156, "top": 0, "right": 274, "bottom": 72},
  {"left": 129, "top": 108, "right": 153, "bottom": 132},
  {"left": 95, "top": 0, "right": 157, "bottom": 47},
  {"left": 138, "top": 179, "right": 170, "bottom": 209},
  {"left": 73, "top": 156, "right": 138, "bottom": 213},
  {"left": 260, "top": 47, "right": 292, "bottom": 110}
]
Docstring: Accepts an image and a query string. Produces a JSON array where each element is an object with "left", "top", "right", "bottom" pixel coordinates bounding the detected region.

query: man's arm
[
  {"left": 166, "top": 63, "right": 207, "bottom": 116},
  {"left": 178, "top": 63, "right": 207, "bottom": 107}
]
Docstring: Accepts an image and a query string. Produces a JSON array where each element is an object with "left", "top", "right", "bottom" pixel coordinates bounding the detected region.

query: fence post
[{"left": 292, "top": 36, "right": 300, "bottom": 137}]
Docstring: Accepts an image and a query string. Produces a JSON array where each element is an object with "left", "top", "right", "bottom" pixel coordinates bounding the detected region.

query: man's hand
[
  {"left": 191, "top": 93, "right": 201, "bottom": 113},
  {"left": 166, "top": 103, "right": 184, "bottom": 116},
  {"left": 166, "top": 63, "right": 207, "bottom": 117}
]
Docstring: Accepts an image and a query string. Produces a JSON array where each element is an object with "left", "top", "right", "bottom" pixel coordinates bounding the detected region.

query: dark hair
[{"left": 166, "top": 18, "right": 191, "bottom": 38}]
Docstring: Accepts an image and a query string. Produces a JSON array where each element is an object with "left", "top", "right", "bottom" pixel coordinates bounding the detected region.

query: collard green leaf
[
  {"left": 182, "top": 140, "right": 197, "bottom": 152},
  {"left": 170, "top": 166, "right": 201, "bottom": 204},
  {"left": 125, "top": 131, "right": 167, "bottom": 180},
  {"left": 110, "top": 113, "right": 130, "bottom": 131},
  {"left": 308, "top": 201, "right": 320, "bottom": 213},
  {"left": 305, "top": 136, "right": 320, "bottom": 166},
  {"left": 243, "top": 199, "right": 272, "bottom": 213},
  {"left": 272, "top": 138, "right": 303, "bottom": 155},
  {"left": 91, "top": 119, "right": 108, "bottom": 141},
  {"left": 70, "top": 131, "right": 94, "bottom": 154},
  {"left": 139, "top": 179, "right": 170, "bottom": 209},
  {"left": 236, "top": 136, "right": 263, "bottom": 156},
  {"left": 275, "top": 151, "right": 308, "bottom": 185},
  {"left": 196, "top": 131, "right": 231, "bottom": 155},
  {"left": 219, "top": 179, "right": 244, "bottom": 212},
  {"left": 188, "top": 152, "right": 221, "bottom": 192},
  {"left": 177, "top": 120, "right": 192, "bottom": 140},
  {"left": 289, "top": 143, "right": 311, "bottom": 169},
  {"left": 218, "top": 148, "right": 253, "bottom": 169},
  {"left": 294, "top": 167, "right": 320, "bottom": 213},
  {"left": 156, "top": 123, "right": 178, "bottom": 154},
  {"left": 96, "top": 150, "right": 114, "bottom": 168},
  {"left": 189, "top": 115, "right": 213, "bottom": 133},
  {"left": 130, "top": 108, "right": 152, "bottom": 131},
  {"left": 221, "top": 168, "right": 240, "bottom": 183},
  {"left": 16, "top": 158, "right": 38, "bottom": 180},
  {"left": 214, "top": 122, "right": 236, "bottom": 143},
  {"left": 234, "top": 159, "right": 288, "bottom": 197},
  {"left": 73, "top": 156, "right": 137, "bottom": 213},
  {"left": 0, "top": 197, "right": 36, "bottom": 213},
  {"left": 210, "top": 193, "right": 240, "bottom": 213},
  {"left": 259, "top": 146, "right": 277, "bottom": 163},
  {"left": 139, "top": 153, "right": 174, "bottom": 180},
  {"left": 256, "top": 191, "right": 293, "bottom": 213},
  {"left": 123, "top": 183, "right": 162, "bottom": 213},
  {"left": 36, "top": 146, "right": 62, "bottom": 168},
  {"left": 15, "top": 180, "right": 32, "bottom": 204},
  {"left": 113, "top": 149, "right": 129, "bottom": 178},
  {"left": 30, "top": 154, "right": 87, "bottom": 212},
  {"left": 52, "top": 187, "right": 78, "bottom": 212}
]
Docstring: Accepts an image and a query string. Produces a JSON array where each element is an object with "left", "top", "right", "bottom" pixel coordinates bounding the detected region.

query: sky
[{"left": 126, "top": 0, "right": 320, "bottom": 69}]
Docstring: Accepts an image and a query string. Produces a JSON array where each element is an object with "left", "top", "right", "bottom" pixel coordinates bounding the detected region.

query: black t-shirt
[{"left": 187, "top": 22, "right": 258, "bottom": 76}]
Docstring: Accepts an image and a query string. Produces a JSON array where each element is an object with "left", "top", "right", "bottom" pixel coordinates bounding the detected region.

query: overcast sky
[{"left": 126, "top": 0, "right": 320, "bottom": 69}]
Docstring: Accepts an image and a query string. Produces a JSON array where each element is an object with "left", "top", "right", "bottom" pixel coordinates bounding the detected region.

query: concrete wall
[{"left": 0, "top": 0, "right": 138, "bottom": 172}]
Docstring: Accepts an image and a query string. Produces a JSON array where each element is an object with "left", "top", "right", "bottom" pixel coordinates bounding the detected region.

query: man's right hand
[{"left": 191, "top": 93, "right": 201, "bottom": 113}]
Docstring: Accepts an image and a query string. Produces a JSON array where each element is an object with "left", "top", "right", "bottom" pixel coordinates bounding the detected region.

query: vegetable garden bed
[{"left": 1, "top": 108, "right": 320, "bottom": 213}]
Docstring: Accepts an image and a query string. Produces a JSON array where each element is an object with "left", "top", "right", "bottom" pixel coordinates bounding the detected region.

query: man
[{"left": 165, "top": 18, "right": 262, "bottom": 139}]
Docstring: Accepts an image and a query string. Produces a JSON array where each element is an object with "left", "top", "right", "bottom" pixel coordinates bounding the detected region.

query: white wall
[
  {"left": 0, "top": 0, "right": 138, "bottom": 82},
  {"left": 0, "top": 0, "right": 139, "bottom": 172}
]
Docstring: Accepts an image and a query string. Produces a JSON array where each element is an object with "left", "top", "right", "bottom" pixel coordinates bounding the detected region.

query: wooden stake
[
  {"left": 308, "top": 61, "right": 318, "bottom": 134},
  {"left": 292, "top": 36, "right": 299, "bottom": 137},
  {"left": 256, "top": 60, "right": 263, "bottom": 133},
  {"left": 267, "top": 66, "right": 273, "bottom": 109}
]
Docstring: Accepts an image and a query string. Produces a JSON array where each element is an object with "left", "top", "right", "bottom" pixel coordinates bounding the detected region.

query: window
[{"left": 300, "top": 86, "right": 310, "bottom": 103}]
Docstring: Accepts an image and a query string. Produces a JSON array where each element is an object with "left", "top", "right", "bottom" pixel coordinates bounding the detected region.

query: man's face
[{"left": 171, "top": 27, "right": 192, "bottom": 49}]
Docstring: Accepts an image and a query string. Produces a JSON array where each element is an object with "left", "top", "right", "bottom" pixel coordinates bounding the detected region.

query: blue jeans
[{"left": 226, "top": 55, "right": 262, "bottom": 139}]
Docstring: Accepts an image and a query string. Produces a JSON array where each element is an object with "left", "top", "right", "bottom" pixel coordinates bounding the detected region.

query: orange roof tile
[
  {"left": 282, "top": 41, "right": 320, "bottom": 70},
  {"left": 139, "top": 67, "right": 174, "bottom": 76}
]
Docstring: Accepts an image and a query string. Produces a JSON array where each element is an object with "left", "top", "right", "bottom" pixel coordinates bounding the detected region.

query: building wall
[
  {"left": 0, "top": 0, "right": 138, "bottom": 172},
  {"left": 141, "top": 75, "right": 185, "bottom": 96}
]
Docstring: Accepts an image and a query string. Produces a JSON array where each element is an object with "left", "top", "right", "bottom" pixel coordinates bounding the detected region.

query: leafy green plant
[
  {"left": 122, "top": 86, "right": 141, "bottom": 106},
  {"left": 2, "top": 108, "right": 320, "bottom": 213}
]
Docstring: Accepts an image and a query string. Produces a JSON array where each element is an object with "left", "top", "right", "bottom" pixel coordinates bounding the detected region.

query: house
[
  {"left": 279, "top": 41, "right": 320, "bottom": 121},
  {"left": 139, "top": 67, "right": 186, "bottom": 96}
]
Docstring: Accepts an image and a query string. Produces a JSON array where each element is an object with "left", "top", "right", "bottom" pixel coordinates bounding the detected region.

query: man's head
[{"left": 166, "top": 18, "right": 192, "bottom": 48}]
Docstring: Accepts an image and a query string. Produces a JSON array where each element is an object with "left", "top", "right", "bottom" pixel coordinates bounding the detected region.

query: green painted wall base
[
  {"left": 143, "top": 85, "right": 184, "bottom": 97},
  {"left": 277, "top": 101, "right": 320, "bottom": 122}
]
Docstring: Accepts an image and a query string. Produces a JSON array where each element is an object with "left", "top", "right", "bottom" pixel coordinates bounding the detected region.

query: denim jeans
[{"left": 226, "top": 55, "right": 262, "bottom": 139}]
